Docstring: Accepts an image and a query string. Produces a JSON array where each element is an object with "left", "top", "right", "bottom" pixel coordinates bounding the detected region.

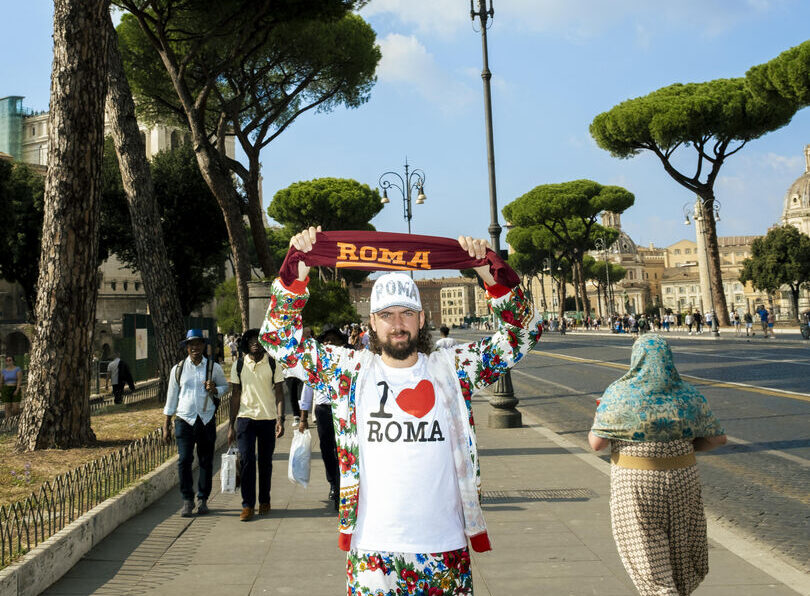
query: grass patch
[{"left": 0, "top": 399, "right": 167, "bottom": 507}]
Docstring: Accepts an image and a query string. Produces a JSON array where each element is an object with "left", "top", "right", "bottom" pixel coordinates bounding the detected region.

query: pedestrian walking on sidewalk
[
  {"left": 261, "top": 227, "right": 542, "bottom": 595},
  {"left": 227, "top": 328, "right": 286, "bottom": 522},
  {"left": 744, "top": 311, "right": 753, "bottom": 336},
  {"left": 163, "top": 329, "right": 228, "bottom": 517},
  {"left": 298, "top": 324, "right": 348, "bottom": 511},
  {"left": 589, "top": 334, "right": 727, "bottom": 596},
  {"left": 106, "top": 352, "right": 135, "bottom": 404}
]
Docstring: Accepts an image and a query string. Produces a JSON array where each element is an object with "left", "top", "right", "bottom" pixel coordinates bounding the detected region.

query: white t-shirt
[
  {"left": 434, "top": 337, "right": 455, "bottom": 349},
  {"left": 107, "top": 357, "right": 120, "bottom": 384},
  {"left": 353, "top": 354, "right": 465, "bottom": 553}
]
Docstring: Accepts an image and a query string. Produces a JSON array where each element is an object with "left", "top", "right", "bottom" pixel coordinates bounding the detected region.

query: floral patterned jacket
[{"left": 260, "top": 276, "right": 541, "bottom": 553}]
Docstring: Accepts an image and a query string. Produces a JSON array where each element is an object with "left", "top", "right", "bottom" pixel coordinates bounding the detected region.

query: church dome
[{"left": 781, "top": 145, "right": 810, "bottom": 236}]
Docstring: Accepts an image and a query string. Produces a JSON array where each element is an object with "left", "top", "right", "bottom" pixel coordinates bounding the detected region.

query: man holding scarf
[{"left": 260, "top": 227, "right": 542, "bottom": 594}]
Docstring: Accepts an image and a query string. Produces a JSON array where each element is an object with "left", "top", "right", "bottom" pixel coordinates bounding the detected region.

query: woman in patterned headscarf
[{"left": 589, "top": 334, "right": 726, "bottom": 596}]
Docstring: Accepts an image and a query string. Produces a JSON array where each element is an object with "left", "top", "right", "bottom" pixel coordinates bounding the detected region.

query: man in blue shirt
[{"left": 163, "top": 329, "right": 228, "bottom": 517}]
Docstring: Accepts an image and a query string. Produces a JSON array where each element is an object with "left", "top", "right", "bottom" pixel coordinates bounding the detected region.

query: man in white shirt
[
  {"left": 162, "top": 329, "right": 227, "bottom": 517},
  {"left": 261, "top": 227, "right": 542, "bottom": 594},
  {"left": 227, "top": 328, "right": 285, "bottom": 521},
  {"left": 434, "top": 325, "right": 455, "bottom": 349}
]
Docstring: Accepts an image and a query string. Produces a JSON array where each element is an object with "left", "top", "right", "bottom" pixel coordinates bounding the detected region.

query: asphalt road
[{"left": 453, "top": 329, "right": 810, "bottom": 575}]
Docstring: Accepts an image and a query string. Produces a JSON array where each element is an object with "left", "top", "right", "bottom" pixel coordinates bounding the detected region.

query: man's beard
[{"left": 380, "top": 332, "right": 418, "bottom": 360}]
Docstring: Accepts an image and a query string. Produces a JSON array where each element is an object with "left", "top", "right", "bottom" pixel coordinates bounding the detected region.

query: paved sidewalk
[{"left": 43, "top": 399, "right": 804, "bottom": 596}]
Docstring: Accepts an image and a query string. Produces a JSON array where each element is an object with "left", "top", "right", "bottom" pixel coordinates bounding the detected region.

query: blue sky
[{"left": 3, "top": 1, "right": 810, "bottom": 260}]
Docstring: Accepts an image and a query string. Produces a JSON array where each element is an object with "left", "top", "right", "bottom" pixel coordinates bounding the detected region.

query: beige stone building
[{"left": 0, "top": 95, "right": 233, "bottom": 359}]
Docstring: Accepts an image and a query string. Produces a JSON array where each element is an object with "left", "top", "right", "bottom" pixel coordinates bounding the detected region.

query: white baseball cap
[{"left": 370, "top": 272, "right": 422, "bottom": 314}]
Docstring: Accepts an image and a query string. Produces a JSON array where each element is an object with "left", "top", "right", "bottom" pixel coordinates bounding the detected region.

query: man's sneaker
[
  {"left": 180, "top": 500, "right": 194, "bottom": 517},
  {"left": 197, "top": 498, "right": 209, "bottom": 515},
  {"left": 258, "top": 503, "right": 271, "bottom": 515},
  {"left": 292, "top": 415, "right": 300, "bottom": 428},
  {"left": 240, "top": 507, "right": 254, "bottom": 521}
]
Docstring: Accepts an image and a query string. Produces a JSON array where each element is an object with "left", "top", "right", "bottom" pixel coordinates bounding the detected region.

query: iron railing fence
[
  {"left": 0, "top": 390, "right": 231, "bottom": 568},
  {"left": 0, "top": 379, "right": 162, "bottom": 435}
]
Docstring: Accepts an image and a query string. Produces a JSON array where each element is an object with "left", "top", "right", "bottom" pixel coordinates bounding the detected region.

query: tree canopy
[
  {"left": 302, "top": 278, "right": 359, "bottom": 329},
  {"left": 100, "top": 139, "right": 230, "bottom": 315},
  {"left": 746, "top": 39, "right": 810, "bottom": 108},
  {"left": 117, "top": 9, "right": 380, "bottom": 277},
  {"left": 589, "top": 75, "right": 799, "bottom": 326},
  {"left": 503, "top": 180, "right": 632, "bottom": 315},
  {"left": 0, "top": 159, "right": 44, "bottom": 316},
  {"left": 269, "top": 177, "right": 382, "bottom": 232},
  {"left": 739, "top": 225, "right": 810, "bottom": 321}
]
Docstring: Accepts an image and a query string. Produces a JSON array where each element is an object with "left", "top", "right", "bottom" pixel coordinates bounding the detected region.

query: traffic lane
[
  {"left": 512, "top": 351, "right": 810, "bottom": 461},
  {"left": 531, "top": 336, "right": 810, "bottom": 395}
]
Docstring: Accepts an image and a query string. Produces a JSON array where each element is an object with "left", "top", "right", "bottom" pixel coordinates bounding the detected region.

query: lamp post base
[
  {"left": 488, "top": 406, "right": 522, "bottom": 428},
  {"left": 488, "top": 371, "right": 522, "bottom": 428}
]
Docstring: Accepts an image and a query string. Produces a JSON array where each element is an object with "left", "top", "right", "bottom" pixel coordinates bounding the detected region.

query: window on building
[
  {"left": 684, "top": 248, "right": 691, "bottom": 254},
  {"left": 674, "top": 249, "right": 681, "bottom": 255},
  {"left": 135, "top": 282, "right": 140, "bottom": 291},
  {"left": 123, "top": 282, "right": 128, "bottom": 291},
  {"left": 665, "top": 287, "right": 672, "bottom": 294},
  {"left": 31, "top": 126, "right": 36, "bottom": 137},
  {"left": 111, "top": 282, "right": 117, "bottom": 291},
  {"left": 678, "top": 287, "right": 685, "bottom": 294}
]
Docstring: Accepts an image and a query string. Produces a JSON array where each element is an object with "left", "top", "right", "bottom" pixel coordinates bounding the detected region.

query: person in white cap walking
[{"left": 260, "top": 227, "right": 542, "bottom": 595}]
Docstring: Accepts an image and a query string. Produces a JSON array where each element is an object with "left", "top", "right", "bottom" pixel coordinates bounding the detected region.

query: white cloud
[
  {"left": 760, "top": 152, "right": 803, "bottom": 173},
  {"left": 377, "top": 33, "right": 476, "bottom": 112},
  {"left": 361, "top": 0, "right": 468, "bottom": 38}
]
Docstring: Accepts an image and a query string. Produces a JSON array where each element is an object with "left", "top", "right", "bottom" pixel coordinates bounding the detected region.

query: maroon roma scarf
[{"left": 279, "top": 231, "right": 519, "bottom": 288}]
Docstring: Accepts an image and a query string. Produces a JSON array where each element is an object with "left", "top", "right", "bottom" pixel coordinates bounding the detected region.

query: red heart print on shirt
[{"left": 395, "top": 379, "right": 436, "bottom": 418}]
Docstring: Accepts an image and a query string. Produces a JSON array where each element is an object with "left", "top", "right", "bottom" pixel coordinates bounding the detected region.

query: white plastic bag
[
  {"left": 220, "top": 447, "right": 238, "bottom": 494},
  {"left": 287, "top": 429, "right": 312, "bottom": 488}
]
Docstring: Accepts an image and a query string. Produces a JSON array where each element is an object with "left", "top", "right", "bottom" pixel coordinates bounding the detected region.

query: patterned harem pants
[{"left": 610, "top": 440, "right": 709, "bottom": 596}]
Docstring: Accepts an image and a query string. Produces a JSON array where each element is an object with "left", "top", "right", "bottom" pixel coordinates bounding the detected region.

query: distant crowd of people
[{"left": 539, "top": 304, "right": 783, "bottom": 338}]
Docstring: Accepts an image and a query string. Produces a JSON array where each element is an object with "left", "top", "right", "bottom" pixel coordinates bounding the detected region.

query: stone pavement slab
[{"left": 42, "top": 399, "right": 804, "bottom": 596}]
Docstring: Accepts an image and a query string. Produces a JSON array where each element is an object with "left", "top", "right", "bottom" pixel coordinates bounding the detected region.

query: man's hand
[
  {"left": 204, "top": 379, "right": 216, "bottom": 393},
  {"left": 458, "top": 236, "right": 496, "bottom": 286},
  {"left": 275, "top": 420, "right": 285, "bottom": 439},
  {"left": 298, "top": 417, "right": 309, "bottom": 434},
  {"left": 289, "top": 226, "right": 321, "bottom": 281},
  {"left": 227, "top": 425, "right": 235, "bottom": 446},
  {"left": 162, "top": 418, "right": 173, "bottom": 444}
]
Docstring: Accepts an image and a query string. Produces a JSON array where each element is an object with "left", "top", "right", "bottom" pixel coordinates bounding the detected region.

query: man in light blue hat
[{"left": 163, "top": 329, "right": 228, "bottom": 517}]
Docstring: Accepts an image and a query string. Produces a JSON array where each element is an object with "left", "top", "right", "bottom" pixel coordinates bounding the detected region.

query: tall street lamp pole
[{"left": 471, "top": 0, "right": 520, "bottom": 429}]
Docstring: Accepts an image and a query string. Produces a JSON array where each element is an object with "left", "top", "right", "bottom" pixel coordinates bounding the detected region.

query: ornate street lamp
[
  {"left": 378, "top": 159, "right": 426, "bottom": 236},
  {"left": 683, "top": 199, "right": 721, "bottom": 337}
]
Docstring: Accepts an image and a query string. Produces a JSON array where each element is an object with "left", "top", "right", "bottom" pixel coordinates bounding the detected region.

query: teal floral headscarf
[{"left": 591, "top": 334, "right": 724, "bottom": 442}]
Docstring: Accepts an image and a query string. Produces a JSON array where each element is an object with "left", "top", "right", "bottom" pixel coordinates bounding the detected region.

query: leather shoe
[
  {"left": 328, "top": 485, "right": 337, "bottom": 500},
  {"left": 240, "top": 507, "right": 254, "bottom": 521},
  {"left": 258, "top": 503, "right": 271, "bottom": 515}
]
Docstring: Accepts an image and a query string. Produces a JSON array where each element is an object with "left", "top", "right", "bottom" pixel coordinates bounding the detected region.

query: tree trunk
[
  {"left": 105, "top": 14, "right": 185, "bottom": 399},
  {"left": 596, "top": 283, "right": 603, "bottom": 318},
  {"left": 699, "top": 194, "right": 731, "bottom": 326},
  {"left": 538, "top": 273, "right": 548, "bottom": 312},
  {"left": 193, "top": 147, "right": 252, "bottom": 330},
  {"left": 790, "top": 284, "right": 800, "bottom": 322},
  {"left": 17, "top": 0, "right": 110, "bottom": 450},
  {"left": 244, "top": 154, "right": 275, "bottom": 278},
  {"left": 577, "top": 260, "right": 591, "bottom": 315},
  {"left": 571, "top": 266, "right": 581, "bottom": 313},
  {"left": 557, "top": 277, "right": 566, "bottom": 323}
]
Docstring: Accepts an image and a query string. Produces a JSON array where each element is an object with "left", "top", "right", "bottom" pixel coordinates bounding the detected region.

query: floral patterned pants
[{"left": 346, "top": 547, "right": 473, "bottom": 595}]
